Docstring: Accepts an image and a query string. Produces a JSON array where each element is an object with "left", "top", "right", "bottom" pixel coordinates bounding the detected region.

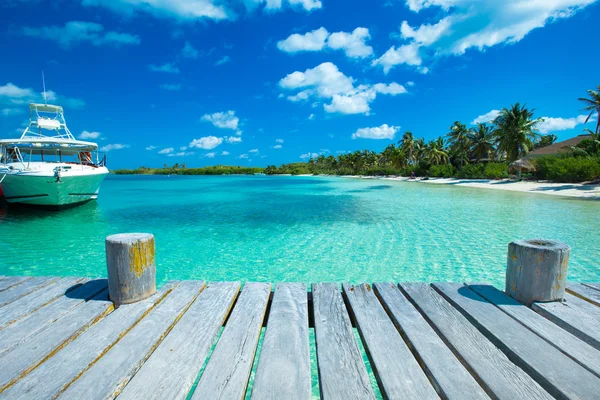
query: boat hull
[{"left": 0, "top": 169, "right": 108, "bottom": 208}]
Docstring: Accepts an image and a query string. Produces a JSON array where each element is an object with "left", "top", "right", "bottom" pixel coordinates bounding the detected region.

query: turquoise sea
[{"left": 0, "top": 175, "right": 599, "bottom": 287}]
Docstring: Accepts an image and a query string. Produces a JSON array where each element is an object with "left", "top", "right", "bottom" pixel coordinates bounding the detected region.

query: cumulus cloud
[
  {"left": 204, "top": 152, "right": 216, "bottom": 158},
  {"left": 0, "top": 82, "right": 85, "bottom": 110},
  {"left": 189, "top": 136, "right": 224, "bottom": 149},
  {"left": 300, "top": 152, "right": 319, "bottom": 159},
  {"left": 276, "top": 138, "right": 284, "bottom": 143},
  {"left": 148, "top": 63, "right": 180, "bottom": 74},
  {"left": 249, "top": 149, "right": 259, "bottom": 153},
  {"left": 238, "top": 153, "right": 249, "bottom": 159},
  {"left": 226, "top": 136, "right": 242, "bottom": 143},
  {"left": 158, "top": 147, "right": 175, "bottom": 154},
  {"left": 79, "top": 130, "right": 102, "bottom": 140},
  {"left": 377, "top": 0, "right": 596, "bottom": 73},
  {"left": 100, "top": 144, "right": 129, "bottom": 151},
  {"left": 168, "top": 151, "right": 194, "bottom": 157},
  {"left": 272, "top": 144, "right": 282, "bottom": 149},
  {"left": 146, "top": 146, "right": 157, "bottom": 150},
  {"left": 1, "top": 108, "right": 24, "bottom": 116},
  {"left": 352, "top": 124, "right": 399, "bottom": 140},
  {"left": 277, "top": 27, "right": 373, "bottom": 58},
  {"left": 221, "top": 151, "right": 230, "bottom": 155},
  {"left": 22, "top": 21, "right": 140, "bottom": 49},
  {"left": 201, "top": 110, "right": 240, "bottom": 134},
  {"left": 538, "top": 114, "right": 596, "bottom": 134},
  {"left": 160, "top": 83, "right": 181, "bottom": 91},
  {"left": 471, "top": 109, "right": 501, "bottom": 124},
  {"left": 279, "top": 62, "right": 407, "bottom": 115}
]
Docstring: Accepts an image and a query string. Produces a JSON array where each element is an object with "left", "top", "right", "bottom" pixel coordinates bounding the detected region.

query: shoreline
[{"left": 341, "top": 175, "right": 600, "bottom": 200}]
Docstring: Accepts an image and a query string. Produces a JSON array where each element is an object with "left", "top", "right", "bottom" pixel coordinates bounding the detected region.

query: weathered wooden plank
[
  {"left": 0, "top": 290, "right": 113, "bottom": 393},
  {"left": 582, "top": 283, "right": 600, "bottom": 291},
  {"left": 469, "top": 284, "right": 600, "bottom": 378},
  {"left": 434, "top": 283, "right": 600, "bottom": 399},
  {"left": 191, "top": 282, "right": 271, "bottom": 400},
  {"left": 119, "top": 282, "right": 240, "bottom": 400},
  {"left": 312, "top": 283, "right": 375, "bottom": 400},
  {"left": 57, "top": 280, "right": 205, "bottom": 399},
  {"left": 0, "top": 279, "right": 108, "bottom": 355},
  {"left": 0, "top": 277, "right": 32, "bottom": 293},
  {"left": 374, "top": 283, "right": 488, "bottom": 400},
  {"left": 0, "top": 276, "right": 59, "bottom": 307},
  {"left": 532, "top": 293, "right": 600, "bottom": 350},
  {"left": 251, "top": 283, "right": 311, "bottom": 400},
  {"left": 343, "top": 283, "right": 437, "bottom": 399},
  {"left": 400, "top": 283, "right": 552, "bottom": 400},
  {"left": 0, "top": 277, "right": 86, "bottom": 328},
  {"left": 567, "top": 283, "right": 600, "bottom": 307},
  {"left": 2, "top": 282, "right": 178, "bottom": 400}
]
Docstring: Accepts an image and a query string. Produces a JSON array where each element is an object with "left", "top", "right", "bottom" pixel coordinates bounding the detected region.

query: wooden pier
[{"left": 0, "top": 276, "right": 599, "bottom": 399}]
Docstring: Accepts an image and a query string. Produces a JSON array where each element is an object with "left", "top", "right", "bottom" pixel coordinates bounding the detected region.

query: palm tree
[
  {"left": 469, "top": 123, "right": 495, "bottom": 162},
  {"left": 578, "top": 85, "right": 600, "bottom": 135},
  {"left": 493, "top": 103, "right": 542, "bottom": 162},
  {"left": 398, "top": 131, "right": 416, "bottom": 164},
  {"left": 447, "top": 121, "right": 471, "bottom": 168},
  {"left": 424, "top": 137, "right": 449, "bottom": 165}
]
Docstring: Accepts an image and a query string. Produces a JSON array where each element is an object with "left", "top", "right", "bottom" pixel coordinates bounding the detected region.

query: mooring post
[
  {"left": 505, "top": 239, "right": 571, "bottom": 306},
  {"left": 106, "top": 233, "right": 157, "bottom": 307}
]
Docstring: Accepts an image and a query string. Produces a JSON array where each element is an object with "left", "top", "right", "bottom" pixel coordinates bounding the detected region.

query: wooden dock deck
[{"left": 0, "top": 276, "right": 599, "bottom": 399}]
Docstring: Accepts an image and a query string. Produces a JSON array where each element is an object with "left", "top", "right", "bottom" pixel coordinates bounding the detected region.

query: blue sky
[{"left": 0, "top": 0, "right": 598, "bottom": 169}]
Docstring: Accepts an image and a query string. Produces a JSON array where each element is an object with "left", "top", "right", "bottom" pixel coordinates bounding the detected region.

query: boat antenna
[{"left": 42, "top": 70, "right": 47, "bottom": 104}]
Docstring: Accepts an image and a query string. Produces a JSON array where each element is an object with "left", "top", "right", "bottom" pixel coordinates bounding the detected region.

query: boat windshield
[{"left": 0, "top": 144, "right": 106, "bottom": 168}]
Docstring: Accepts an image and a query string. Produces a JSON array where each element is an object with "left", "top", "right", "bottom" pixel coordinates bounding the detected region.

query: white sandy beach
[{"left": 343, "top": 176, "right": 600, "bottom": 200}]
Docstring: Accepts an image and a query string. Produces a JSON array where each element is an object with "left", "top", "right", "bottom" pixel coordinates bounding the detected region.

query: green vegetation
[{"left": 112, "top": 165, "right": 264, "bottom": 175}]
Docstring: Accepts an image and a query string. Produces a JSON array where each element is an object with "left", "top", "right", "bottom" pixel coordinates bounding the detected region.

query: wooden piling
[
  {"left": 106, "top": 233, "right": 157, "bottom": 307},
  {"left": 506, "top": 239, "right": 570, "bottom": 306}
]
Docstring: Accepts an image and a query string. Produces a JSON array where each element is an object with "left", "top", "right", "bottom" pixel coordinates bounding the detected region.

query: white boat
[{"left": 0, "top": 103, "right": 109, "bottom": 209}]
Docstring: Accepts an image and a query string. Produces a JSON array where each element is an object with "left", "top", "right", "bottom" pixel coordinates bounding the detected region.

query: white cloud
[
  {"left": 538, "top": 114, "right": 596, "bottom": 134},
  {"left": 148, "top": 63, "right": 180, "bottom": 74},
  {"left": 180, "top": 146, "right": 187, "bottom": 151},
  {"left": 226, "top": 136, "right": 242, "bottom": 143},
  {"left": 406, "top": 81, "right": 415, "bottom": 87},
  {"left": 327, "top": 27, "right": 373, "bottom": 58},
  {"left": 189, "top": 136, "right": 224, "bottom": 150},
  {"left": 308, "top": 113, "right": 315, "bottom": 120},
  {"left": 249, "top": 149, "right": 259, "bottom": 153},
  {"left": 182, "top": 41, "right": 199, "bottom": 58},
  {"left": 278, "top": 27, "right": 373, "bottom": 58},
  {"left": 145, "top": 146, "right": 157, "bottom": 150},
  {"left": 22, "top": 21, "right": 140, "bottom": 49},
  {"left": 238, "top": 153, "right": 249, "bottom": 159},
  {"left": 79, "top": 130, "right": 102, "bottom": 140},
  {"left": 168, "top": 151, "right": 194, "bottom": 157},
  {"left": 100, "top": 143, "right": 129, "bottom": 151},
  {"left": 160, "top": 83, "right": 181, "bottom": 91},
  {"left": 372, "top": 43, "right": 422, "bottom": 74},
  {"left": 204, "top": 152, "right": 216, "bottom": 158},
  {"left": 158, "top": 147, "right": 174, "bottom": 154},
  {"left": 82, "top": 0, "right": 230, "bottom": 21},
  {"left": 392, "top": 0, "right": 596, "bottom": 73},
  {"left": 0, "top": 82, "right": 85, "bottom": 109},
  {"left": 201, "top": 110, "right": 240, "bottom": 133},
  {"left": 352, "top": 124, "right": 399, "bottom": 140},
  {"left": 221, "top": 151, "right": 230, "bottom": 155},
  {"left": 276, "top": 138, "right": 284, "bottom": 143},
  {"left": 279, "top": 62, "right": 407, "bottom": 115},
  {"left": 471, "top": 109, "right": 501, "bottom": 124},
  {"left": 272, "top": 144, "right": 283, "bottom": 149},
  {"left": 277, "top": 27, "right": 328, "bottom": 52},
  {"left": 2, "top": 108, "right": 25, "bottom": 116},
  {"left": 215, "top": 55, "right": 231, "bottom": 66},
  {"left": 300, "top": 152, "right": 319, "bottom": 159}
]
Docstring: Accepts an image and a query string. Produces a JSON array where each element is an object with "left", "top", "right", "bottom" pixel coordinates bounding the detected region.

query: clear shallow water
[{"left": 0, "top": 175, "right": 599, "bottom": 287}]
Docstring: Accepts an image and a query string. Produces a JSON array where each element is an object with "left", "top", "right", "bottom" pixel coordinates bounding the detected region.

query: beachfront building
[{"left": 526, "top": 134, "right": 593, "bottom": 158}]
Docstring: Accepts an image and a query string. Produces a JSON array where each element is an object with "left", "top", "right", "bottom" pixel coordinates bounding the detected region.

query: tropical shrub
[
  {"left": 533, "top": 156, "right": 600, "bottom": 182},
  {"left": 428, "top": 164, "right": 455, "bottom": 177},
  {"left": 483, "top": 163, "right": 509, "bottom": 179}
]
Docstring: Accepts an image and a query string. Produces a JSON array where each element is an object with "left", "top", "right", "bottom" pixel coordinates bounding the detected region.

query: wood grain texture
[
  {"left": 567, "top": 283, "right": 600, "bottom": 307},
  {"left": 469, "top": 284, "right": 600, "bottom": 378},
  {"left": 0, "top": 277, "right": 33, "bottom": 293},
  {"left": 0, "top": 279, "right": 108, "bottom": 355},
  {"left": 1, "top": 282, "right": 178, "bottom": 400},
  {"left": 0, "top": 277, "right": 86, "bottom": 328},
  {"left": 251, "top": 282, "right": 311, "bottom": 400},
  {"left": 582, "top": 283, "right": 600, "bottom": 291},
  {"left": 191, "top": 282, "right": 271, "bottom": 400},
  {"left": 312, "top": 283, "right": 375, "bottom": 400},
  {"left": 374, "top": 282, "right": 488, "bottom": 400},
  {"left": 400, "top": 283, "right": 552, "bottom": 400},
  {"left": 0, "top": 290, "right": 113, "bottom": 393},
  {"left": 119, "top": 281, "right": 240, "bottom": 400},
  {"left": 57, "top": 280, "right": 205, "bottom": 400},
  {"left": 343, "top": 283, "right": 437, "bottom": 400},
  {"left": 532, "top": 293, "right": 600, "bottom": 350},
  {"left": 0, "top": 276, "right": 59, "bottom": 307},
  {"left": 434, "top": 283, "right": 600, "bottom": 399}
]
